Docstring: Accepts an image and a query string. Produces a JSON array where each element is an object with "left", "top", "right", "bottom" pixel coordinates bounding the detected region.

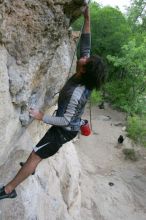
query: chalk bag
[{"left": 80, "top": 120, "right": 91, "bottom": 136}]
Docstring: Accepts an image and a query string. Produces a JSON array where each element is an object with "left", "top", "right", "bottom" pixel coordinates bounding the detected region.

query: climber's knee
[{"left": 28, "top": 151, "right": 42, "bottom": 165}]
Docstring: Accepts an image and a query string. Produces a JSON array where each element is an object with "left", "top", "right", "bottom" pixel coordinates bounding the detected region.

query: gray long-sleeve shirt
[{"left": 43, "top": 33, "right": 91, "bottom": 131}]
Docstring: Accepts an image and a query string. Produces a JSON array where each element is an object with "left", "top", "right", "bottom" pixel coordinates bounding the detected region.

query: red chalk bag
[{"left": 80, "top": 120, "right": 91, "bottom": 136}]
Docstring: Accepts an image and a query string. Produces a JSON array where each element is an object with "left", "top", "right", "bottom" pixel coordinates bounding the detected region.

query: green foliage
[
  {"left": 91, "top": 6, "right": 131, "bottom": 57},
  {"left": 127, "top": 115, "right": 146, "bottom": 147},
  {"left": 106, "top": 38, "right": 146, "bottom": 114},
  {"left": 90, "top": 89, "right": 103, "bottom": 105},
  {"left": 127, "top": 0, "right": 146, "bottom": 31},
  {"left": 105, "top": 80, "right": 135, "bottom": 113}
]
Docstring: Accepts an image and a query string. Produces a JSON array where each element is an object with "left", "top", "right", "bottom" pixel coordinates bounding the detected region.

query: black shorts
[{"left": 33, "top": 126, "right": 78, "bottom": 159}]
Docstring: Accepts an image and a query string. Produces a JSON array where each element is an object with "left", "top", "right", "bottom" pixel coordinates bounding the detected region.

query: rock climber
[{"left": 0, "top": 5, "right": 106, "bottom": 200}]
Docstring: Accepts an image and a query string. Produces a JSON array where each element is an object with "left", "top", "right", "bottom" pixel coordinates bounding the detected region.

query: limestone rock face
[
  {"left": 0, "top": 0, "right": 83, "bottom": 219},
  {"left": 0, "top": 141, "right": 81, "bottom": 220}
]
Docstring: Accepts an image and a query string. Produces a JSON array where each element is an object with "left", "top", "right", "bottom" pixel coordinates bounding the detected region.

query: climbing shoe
[
  {"left": 20, "top": 162, "right": 35, "bottom": 175},
  {"left": 0, "top": 186, "right": 17, "bottom": 200}
]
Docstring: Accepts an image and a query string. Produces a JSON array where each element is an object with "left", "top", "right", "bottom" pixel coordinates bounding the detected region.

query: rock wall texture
[{"left": 0, "top": 1, "right": 83, "bottom": 219}]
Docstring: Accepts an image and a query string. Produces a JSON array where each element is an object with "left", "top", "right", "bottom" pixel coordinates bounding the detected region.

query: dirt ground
[{"left": 74, "top": 103, "right": 146, "bottom": 220}]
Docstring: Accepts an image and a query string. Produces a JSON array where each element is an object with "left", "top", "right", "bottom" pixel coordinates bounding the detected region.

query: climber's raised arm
[
  {"left": 80, "top": 5, "right": 91, "bottom": 58},
  {"left": 82, "top": 5, "right": 90, "bottom": 34}
]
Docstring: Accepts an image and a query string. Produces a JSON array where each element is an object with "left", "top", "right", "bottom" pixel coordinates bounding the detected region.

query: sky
[{"left": 94, "top": 0, "right": 131, "bottom": 12}]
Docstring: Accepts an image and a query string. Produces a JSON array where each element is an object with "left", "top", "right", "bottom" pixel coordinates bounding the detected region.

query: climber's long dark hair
[{"left": 80, "top": 55, "right": 106, "bottom": 90}]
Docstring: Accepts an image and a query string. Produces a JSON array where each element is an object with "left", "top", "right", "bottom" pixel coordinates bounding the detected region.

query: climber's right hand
[{"left": 29, "top": 108, "right": 44, "bottom": 121}]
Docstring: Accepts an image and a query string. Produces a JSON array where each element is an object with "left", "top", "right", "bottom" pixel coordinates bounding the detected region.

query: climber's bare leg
[{"left": 4, "top": 151, "right": 42, "bottom": 194}]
